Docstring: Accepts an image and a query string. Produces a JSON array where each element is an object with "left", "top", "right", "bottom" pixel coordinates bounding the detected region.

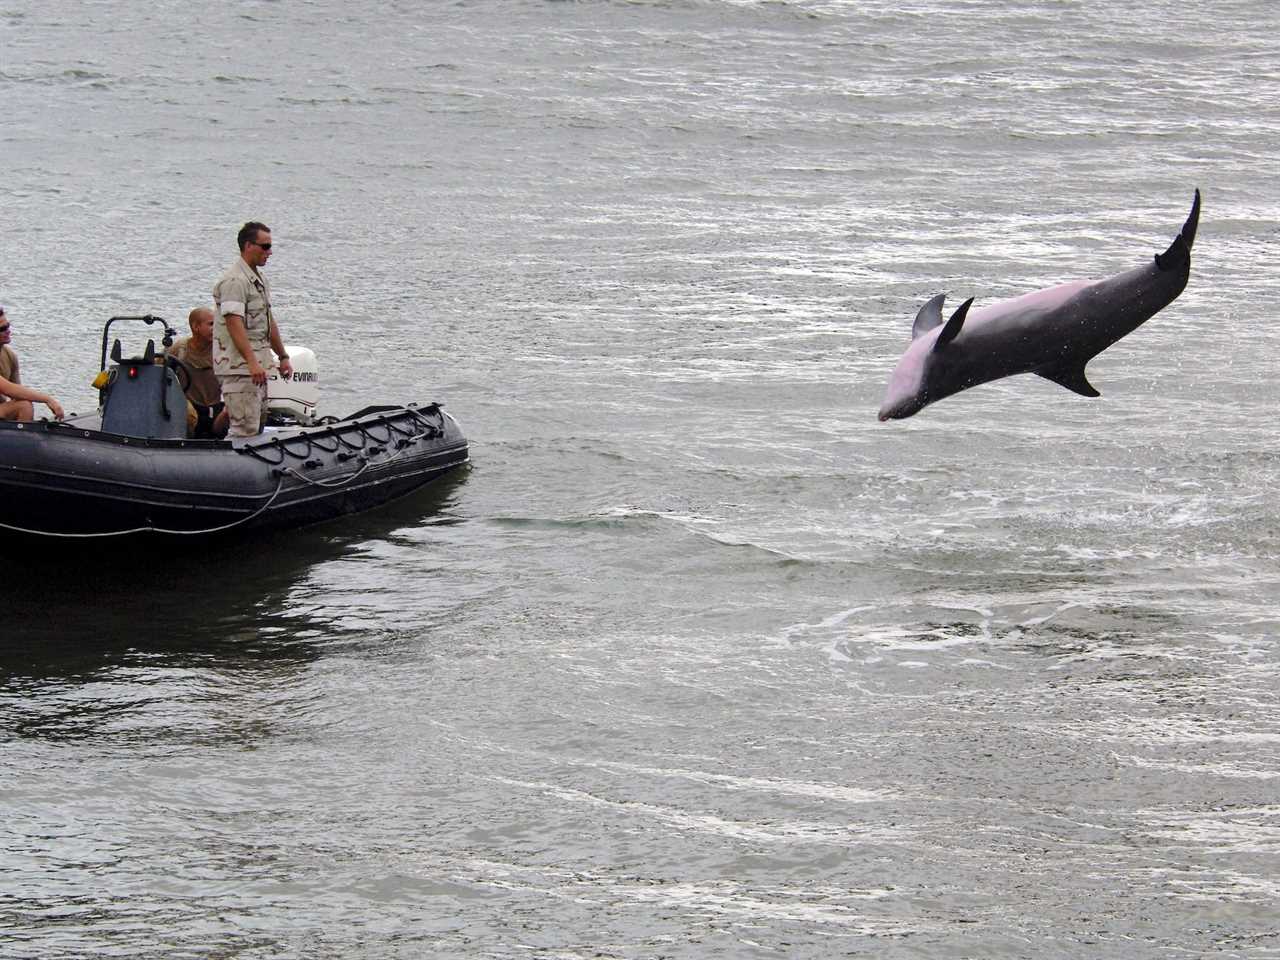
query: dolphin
[{"left": 878, "top": 190, "right": 1200, "bottom": 421}]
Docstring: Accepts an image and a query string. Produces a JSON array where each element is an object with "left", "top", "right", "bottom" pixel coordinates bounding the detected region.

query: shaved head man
[{"left": 167, "top": 305, "right": 229, "bottom": 438}]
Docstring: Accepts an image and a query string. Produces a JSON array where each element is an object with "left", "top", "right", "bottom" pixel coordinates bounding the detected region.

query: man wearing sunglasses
[
  {"left": 0, "top": 305, "right": 18, "bottom": 386},
  {"left": 0, "top": 306, "right": 65, "bottom": 421},
  {"left": 211, "top": 221, "right": 293, "bottom": 437}
]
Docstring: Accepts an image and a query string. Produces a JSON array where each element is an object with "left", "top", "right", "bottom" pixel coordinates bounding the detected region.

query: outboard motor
[
  {"left": 100, "top": 338, "right": 189, "bottom": 440},
  {"left": 266, "top": 344, "right": 319, "bottom": 426}
]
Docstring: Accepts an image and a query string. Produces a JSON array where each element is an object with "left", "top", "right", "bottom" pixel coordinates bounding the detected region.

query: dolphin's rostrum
[{"left": 878, "top": 190, "right": 1201, "bottom": 421}]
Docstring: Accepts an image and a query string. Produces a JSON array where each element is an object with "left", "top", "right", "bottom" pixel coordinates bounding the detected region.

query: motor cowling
[{"left": 266, "top": 344, "right": 319, "bottom": 426}]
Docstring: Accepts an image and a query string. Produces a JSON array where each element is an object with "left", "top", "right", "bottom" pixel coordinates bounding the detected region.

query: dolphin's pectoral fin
[
  {"left": 912, "top": 294, "right": 946, "bottom": 340},
  {"left": 1036, "top": 362, "right": 1101, "bottom": 398},
  {"left": 933, "top": 297, "right": 973, "bottom": 350}
]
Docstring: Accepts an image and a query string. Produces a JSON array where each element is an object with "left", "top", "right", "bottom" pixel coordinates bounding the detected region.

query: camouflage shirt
[{"left": 212, "top": 257, "right": 275, "bottom": 376}]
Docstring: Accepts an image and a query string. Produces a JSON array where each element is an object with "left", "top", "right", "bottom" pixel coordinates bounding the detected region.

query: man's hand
[
  {"left": 46, "top": 398, "right": 65, "bottom": 420},
  {"left": 248, "top": 361, "right": 267, "bottom": 386},
  {"left": 277, "top": 357, "right": 293, "bottom": 381}
]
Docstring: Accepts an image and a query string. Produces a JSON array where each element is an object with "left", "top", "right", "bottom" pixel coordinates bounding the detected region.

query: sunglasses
[
  {"left": 0, "top": 324, "right": 9, "bottom": 334},
  {"left": 252, "top": 241, "right": 273, "bottom": 250}
]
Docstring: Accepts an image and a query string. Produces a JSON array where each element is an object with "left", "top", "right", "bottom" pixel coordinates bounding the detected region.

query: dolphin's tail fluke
[
  {"left": 1155, "top": 189, "right": 1200, "bottom": 271},
  {"left": 1181, "top": 188, "right": 1201, "bottom": 250}
]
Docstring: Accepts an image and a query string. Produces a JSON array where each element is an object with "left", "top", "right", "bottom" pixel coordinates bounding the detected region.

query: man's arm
[
  {"left": 223, "top": 313, "right": 267, "bottom": 385},
  {"left": 268, "top": 320, "right": 292, "bottom": 381},
  {"left": 0, "top": 375, "right": 63, "bottom": 419}
]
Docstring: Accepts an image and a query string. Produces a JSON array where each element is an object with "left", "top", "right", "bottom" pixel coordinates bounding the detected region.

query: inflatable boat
[{"left": 0, "top": 315, "right": 469, "bottom": 540}]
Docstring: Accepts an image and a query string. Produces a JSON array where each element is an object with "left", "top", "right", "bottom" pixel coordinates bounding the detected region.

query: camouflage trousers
[{"left": 219, "top": 375, "right": 268, "bottom": 437}]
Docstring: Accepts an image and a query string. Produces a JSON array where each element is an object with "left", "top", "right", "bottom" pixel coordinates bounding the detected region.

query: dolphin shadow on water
[{"left": 879, "top": 190, "right": 1201, "bottom": 421}]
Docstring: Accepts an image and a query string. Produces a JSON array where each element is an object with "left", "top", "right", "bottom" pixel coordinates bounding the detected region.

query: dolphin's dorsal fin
[
  {"left": 912, "top": 294, "right": 946, "bottom": 340},
  {"left": 1036, "top": 362, "right": 1101, "bottom": 398},
  {"left": 933, "top": 297, "right": 973, "bottom": 350}
]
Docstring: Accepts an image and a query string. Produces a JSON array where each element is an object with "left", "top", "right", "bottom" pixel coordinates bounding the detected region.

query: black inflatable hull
[{"left": 0, "top": 403, "right": 468, "bottom": 540}]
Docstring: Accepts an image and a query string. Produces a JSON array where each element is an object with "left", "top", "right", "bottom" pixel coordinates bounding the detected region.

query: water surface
[{"left": 2, "top": 1, "right": 1278, "bottom": 957}]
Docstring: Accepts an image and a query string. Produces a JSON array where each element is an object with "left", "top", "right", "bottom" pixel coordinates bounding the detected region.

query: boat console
[{"left": 99, "top": 336, "right": 188, "bottom": 440}]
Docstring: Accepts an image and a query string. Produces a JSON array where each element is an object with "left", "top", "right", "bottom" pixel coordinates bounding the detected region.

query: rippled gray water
[{"left": 3, "top": 1, "right": 1279, "bottom": 957}]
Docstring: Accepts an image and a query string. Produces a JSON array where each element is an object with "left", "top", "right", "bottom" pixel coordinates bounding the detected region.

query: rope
[
  {"left": 279, "top": 434, "right": 314, "bottom": 459},
  {"left": 240, "top": 433, "right": 314, "bottom": 464},
  {"left": 362, "top": 419, "right": 394, "bottom": 445},
  {"left": 282, "top": 459, "right": 373, "bottom": 488},
  {"left": 241, "top": 441, "right": 286, "bottom": 465},
  {"left": 335, "top": 428, "right": 368, "bottom": 451},
  {"left": 0, "top": 474, "right": 289, "bottom": 539},
  {"left": 406, "top": 406, "right": 445, "bottom": 438}
]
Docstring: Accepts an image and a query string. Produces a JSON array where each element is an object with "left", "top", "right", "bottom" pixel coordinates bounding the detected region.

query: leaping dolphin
[{"left": 878, "top": 190, "right": 1200, "bottom": 421}]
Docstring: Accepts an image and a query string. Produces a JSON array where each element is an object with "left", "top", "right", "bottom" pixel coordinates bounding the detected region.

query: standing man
[
  {"left": 168, "top": 306, "right": 229, "bottom": 439},
  {"left": 0, "top": 305, "right": 64, "bottom": 421},
  {"left": 211, "top": 222, "right": 292, "bottom": 437}
]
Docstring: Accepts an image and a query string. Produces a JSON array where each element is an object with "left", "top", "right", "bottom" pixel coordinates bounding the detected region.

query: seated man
[
  {"left": 0, "top": 304, "right": 18, "bottom": 386},
  {"left": 0, "top": 306, "right": 63, "bottom": 421},
  {"left": 167, "top": 307, "right": 229, "bottom": 439}
]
